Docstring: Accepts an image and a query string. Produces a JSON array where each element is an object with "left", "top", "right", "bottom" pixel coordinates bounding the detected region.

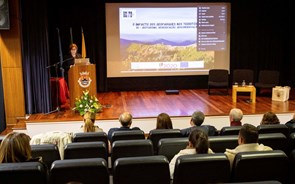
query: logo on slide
[{"left": 78, "top": 71, "right": 92, "bottom": 88}]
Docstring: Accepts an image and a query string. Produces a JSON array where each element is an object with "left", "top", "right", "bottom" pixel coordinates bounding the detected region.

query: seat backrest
[
  {"left": 64, "top": 141, "right": 108, "bottom": 161},
  {"left": 158, "top": 137, "right": 188, "bottom": 161},
  {"left": 111, "top": 130, "right": 145, "bottom": 143},
  {"left": 49, "top": 158, "right": 109, "bottom": 184},
  {"left": 113, "top": 155, "right": 170, "bottom": 184},
  {"left": 258, "top": 133, "right": 287, "bottom": 153},
  {"left": 288, "top": 149, "right": 295, "bottom": 184},
  {"left": 209, "top": 135, "right": 239, "bottom": 153},
  {"left": 0, "top": 162, "right": 47, "bottom": 184},
  {"left": 31, "top": 144, "right": 61, "bottom": 169},
  {"left": 173, "top": 153, "right": 230, "bottom": 184},
  {"left": 111, "top": 139, "right": 154, "bottom": 168},
  {"left": 73, "top": 131, "right": 108, "bottom": 151},
  {"left": 257, "top": 124, "right": 289, "bottom": 137},
  {"left": 208, "top": 69, "right": 229, "bottom": 82},
  {"left": 148, "top": 129, "right": 182, "bottom": 154},
  {"left": 233, "top": 69, "right": 254, "bottom": 84},
  {"left": 220, "top": 126, "right": 242, "bottom": 135},
  {"left": 285, "top": 122, "right": 295, "bottom": 134},
  {"left": 232, "top": 150, "right": 288, "bottom": 183},
  {"left": 257, "top": 70, "right": 280, "bottom": 84}
]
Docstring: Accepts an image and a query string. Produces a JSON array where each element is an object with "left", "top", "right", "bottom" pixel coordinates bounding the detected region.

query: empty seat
[
  {"left": 49, "top": 158, "right": 109, "bottom": 184},
  {"left": 111, "top": 139, "right": 154, "bottom": 168},
  {"left": 220, "top": 126, "right": 242, "bottom": 135},
  {"left": 111, "top": 130, "right": 145, "bottom": 144},
  {"left": 209, "top": 135, "right": 239, "bottom": 153},
  {"left": 113, "top": 155, "right": 170, "bottom": 184},
  {"left": 258, "top": 133, "right": 287, "bottom": 153},
  {"left": 232, "top": 69, "right": 254, "bottom": 85},
  {"left": 0, "top": 162, "right": 47, "bottom": 184},
  {"left": 64, "top": 141, "right": 108, "bottom": 161},
  {"left": 173, "top": 153, "right": 230, "bottom": 184},
  {"left": 255, "top": 70, "right": 280, "bottom": 95},
  {"left": 31, "top": 144, "right": 61, "bottom": 169},
  {"left": 73, "top": 131, "right": 109, "bottom": 151},
  {"left": 148, "top": 129, "right": 182, "bottom": 154},
  {"left": 257, "top": 124, "right": 289, "bottom": 137},
  {"left": 158, "top": 137, "right": 188, "bottom": 161},
  {"left": 208, "top": 69, "right": 229, "bottom": 95},
  {"left": 231, "top": 150, "right": 288, "bottom": 183}
]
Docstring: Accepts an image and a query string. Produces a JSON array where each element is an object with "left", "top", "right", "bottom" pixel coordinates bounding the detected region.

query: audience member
[
  {"left": 107, "top": 112, "right": 141, "bottom": 140},
  {"left": 156, "top": 112, "right": 173, "bottom": 129},
  {"left": 0, "top": 132, "right": 41, "bottom": 163},
  {"left": 260, "top": 111, "right": 280, "bottom": 125},
  {"left": 229, "top": 108, "right": 243, "bottom": 126},
  {"left": 180, "top": 111, "right": 216, "bottom": 136},
  {"left": 169, "top": 128, "right": 214, "bottom": 179},
  {"left": 224, "top": 123, "right": 272, "bottom": 168},
  {"left": 285, "top": 113, "right": 295, "bottom": 130},
  {"left": 80, "top": 111, "right": 103, "bottom": 132}
]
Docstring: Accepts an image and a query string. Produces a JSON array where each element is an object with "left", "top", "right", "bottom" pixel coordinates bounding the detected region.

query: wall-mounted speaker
[{"left": 0, "top": 0, "right": 10, "bottom": 30}]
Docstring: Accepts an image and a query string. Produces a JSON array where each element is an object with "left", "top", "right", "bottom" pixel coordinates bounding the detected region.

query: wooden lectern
[{"left": 68, "top": 64, "right": 97, "bottom": 108}]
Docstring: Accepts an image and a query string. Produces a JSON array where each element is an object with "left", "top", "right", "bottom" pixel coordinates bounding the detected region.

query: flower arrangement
[{"left": 73, "top": 90, "right": 102, "bottom": 116}]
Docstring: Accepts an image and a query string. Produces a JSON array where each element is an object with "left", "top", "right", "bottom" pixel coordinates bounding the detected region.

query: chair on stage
[
  {"left": 232, "top": 69, "right": 254, "bottom": 85},
  {"left": 255, "top": 70, "right": 280, "bottom": 95},
  {"left": 208, "top": 69, "right": 229, "bottom": 95}
]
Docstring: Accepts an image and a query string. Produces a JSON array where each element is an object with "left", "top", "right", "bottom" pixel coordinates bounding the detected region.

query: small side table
[{"left": 232, "top": 85, "right": 256, "bottom": 103}]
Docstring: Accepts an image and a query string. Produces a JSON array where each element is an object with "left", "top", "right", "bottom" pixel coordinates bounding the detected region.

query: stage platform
[{"left": 3, "top": 88, "right": 295, "bottom": 136}]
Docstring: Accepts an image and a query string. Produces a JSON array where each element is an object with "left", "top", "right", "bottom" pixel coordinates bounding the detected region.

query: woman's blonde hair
[
  {"left": 83, "top": 112, "right": 96, "bottom": 122},
  {"left": 83, "top": 112, "right": 96, "bottom": 132},
  {"left": 0, "top": 132, "right": 32, "bottom": 163},
  {"left": 83, "top": 118, "right": 96, "bottom": 132}
]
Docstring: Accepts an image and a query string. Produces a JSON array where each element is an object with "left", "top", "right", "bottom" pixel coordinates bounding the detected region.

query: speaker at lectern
[{"left": 68, "top": 60, "right": 97, "bottom": 108}]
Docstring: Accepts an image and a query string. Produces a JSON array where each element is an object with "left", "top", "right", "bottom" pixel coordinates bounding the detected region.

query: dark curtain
[{"left": 21, "top": 0, "right": 51, "bottom": 113}]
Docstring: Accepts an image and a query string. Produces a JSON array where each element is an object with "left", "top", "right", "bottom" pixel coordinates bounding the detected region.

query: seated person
[
  {"left": 260, "top": 111, "right": 280, "bottom": 125},
  {"left": 224, "top": 123, "right": 272, "bottom": 168},
  {"left": 0, "top": 132, "right": 41, "bottom": 163},
  {"left": 155, "top": 112, "right": 173, "bottom": 130},
  {"left": 180, "top": 111, "right": 216, "bottom": 136},
  {"left": 229, "top": 108, "right": 243, "bottom": 126},
  {"left": 80, "top": 111, "right": 103, "bottom": 132},
  {"left": 285, "top": 113, "right": 295, "bottom": 130},
  {"left": 169, "top": 128, "right": 214, "bottom": 179},
  {"left": 107, "top": 111, "right": 141, "bottom": 141}
]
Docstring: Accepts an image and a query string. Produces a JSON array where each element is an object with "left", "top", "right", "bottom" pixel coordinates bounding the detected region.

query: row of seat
[
  {"left": 1, "top": 150, "right": 293, "bottom": 184},
  {"left": 30, "top": 132, "right": 295, "bottom": 171}
]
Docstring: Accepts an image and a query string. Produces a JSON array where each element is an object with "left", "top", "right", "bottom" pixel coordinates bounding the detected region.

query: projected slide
[{"left": 106, "top": 3, "right": 230, "bottom": 77}]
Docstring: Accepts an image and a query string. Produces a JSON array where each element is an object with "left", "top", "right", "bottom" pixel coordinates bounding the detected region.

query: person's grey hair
[
  {"left": 230, "top": 108, "right": 243, "bottom": 121},
  {"left": 119, "top": 112, "right": 133, "bottom": 127},
  {"left": 191, "top": 111, "right": 205, "bottom": 126}
]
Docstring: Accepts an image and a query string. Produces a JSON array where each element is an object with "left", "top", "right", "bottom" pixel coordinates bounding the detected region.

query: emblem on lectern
[{"left": 78, "top": 71, "right": 92, "bottom": 88}]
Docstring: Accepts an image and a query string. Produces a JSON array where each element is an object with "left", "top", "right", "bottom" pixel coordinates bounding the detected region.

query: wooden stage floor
[{"left": 2, "top": 88, "right": 295, "bottom": 135}]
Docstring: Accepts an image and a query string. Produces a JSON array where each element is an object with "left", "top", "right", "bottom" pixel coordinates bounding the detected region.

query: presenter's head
[{"left": 69, "top": 43, "right": 78, "bottom": 58}]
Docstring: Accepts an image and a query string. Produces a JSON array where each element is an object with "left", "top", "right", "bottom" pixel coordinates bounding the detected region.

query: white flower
[
  {"left": 79, "top": 104, "right": 83, "bottom": 108},
  {"left": 90, "top": 100, "right": 93, "bottom": 103}
]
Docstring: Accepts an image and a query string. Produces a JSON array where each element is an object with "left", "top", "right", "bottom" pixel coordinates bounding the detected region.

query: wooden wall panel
[{"left": 0, "top": 0, "right": 25, "bottom": 126}]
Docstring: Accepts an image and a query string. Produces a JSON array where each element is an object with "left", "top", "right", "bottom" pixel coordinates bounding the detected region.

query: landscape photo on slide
[{"left": 119, "top": 7, "right": 215, "bottom": 71}]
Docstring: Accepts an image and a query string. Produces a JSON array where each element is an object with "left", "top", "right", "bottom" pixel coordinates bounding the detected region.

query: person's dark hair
[
  {"left": 119, "top": 112, "right": 133, "bottom": 127},
  {"left": 239, "top": 123, "right": 259, "bottom": 143},
  {"left": 260, "top": 112, "right": 280, "bottom": 125},
  {"left": 191, "top": 111, "right": 205, "bottom": 126},
  {"left": 156, "top": 113, "right": 173, "bottom": 129},
  {"left": 189, "top": 128, "right": 209, "bottom": 153}
]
